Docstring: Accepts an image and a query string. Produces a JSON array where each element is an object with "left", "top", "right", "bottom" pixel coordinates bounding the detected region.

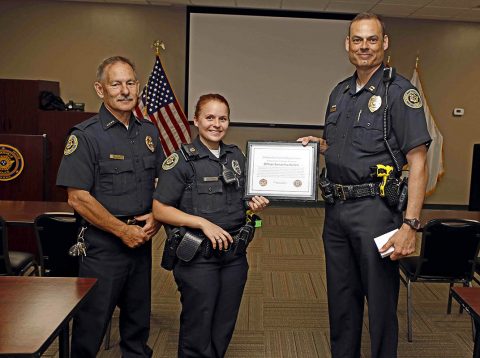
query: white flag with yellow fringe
[{"left": 410, "top": 67, "right": 444, "bottom": 196}]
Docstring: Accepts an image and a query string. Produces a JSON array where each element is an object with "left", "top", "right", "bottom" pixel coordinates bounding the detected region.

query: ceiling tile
[
  {"left": 452, "top": 8, "right": 480, "bottom": 21},
  {"left": 149, "top": 0, "right": 191, "bottom": 5},
  {"left": 105, "top": 0, "right": 149, "bottom": 3},
  {"left": 428, "top": 0, "right": 476, "bottom": 9},
  {"left": 58, "top": 0, "right": 106, "bottom": 2},
  {"left": 191, "top": 0, "right": 235, "bottom": 6},
  {"left": 281, "top": 0, "right": 328, "bottom": 11},
  {"left": 328, "top": 0, "right": 377, "bottom": 3},
  {"left": 325, "top": 2, "right": 375, "bottom": 13},
  {"left": 237, "top": 0, "right": 282, "bottom": 9},
  {"left": 378, "top": 0, "right": 430, "bottom": 4},
  {"left": 413, "top": 5, "right": 463, "bottom": 16},
  {"left": 371, "top": 4, "right": 418, "bottom": 16}
]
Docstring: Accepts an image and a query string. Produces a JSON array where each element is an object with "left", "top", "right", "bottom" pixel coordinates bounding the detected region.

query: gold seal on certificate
[{"left": 244, "top": 141, "right": 319, "bottom": 201}]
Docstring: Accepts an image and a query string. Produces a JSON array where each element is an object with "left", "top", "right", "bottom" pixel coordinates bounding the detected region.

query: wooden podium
[
  {"left": 0, "top": 134, "right": 47, "bottom": 201},
  {"left": 0, "top": 79, "right": 95, "bottom": 201}
]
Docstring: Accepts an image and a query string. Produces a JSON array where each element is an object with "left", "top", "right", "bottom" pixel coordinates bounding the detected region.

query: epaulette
[
  {"left": 180, "top": 143, "right": 200, "bottom": 161},
  {"left": 68, "top": 116, "right": 98, "bottom": 134},
  {"left": 337, "top": 76, "right": 352, "bottom": 86},
  {"left": 388, "top": 72, "right": 411, "bottom": 90},
  {"left": 139, "top": 117, "right": 155, "bottom": 126}
]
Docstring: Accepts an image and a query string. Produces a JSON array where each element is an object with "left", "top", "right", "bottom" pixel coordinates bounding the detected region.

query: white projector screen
[{"left": 187, "top": 8, "right": 354, "bottom": 127}]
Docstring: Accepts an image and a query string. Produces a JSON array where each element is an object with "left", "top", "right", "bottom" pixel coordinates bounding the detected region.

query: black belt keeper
[{"left": 332, "top": 182, "right": 380, "bottom": 201}]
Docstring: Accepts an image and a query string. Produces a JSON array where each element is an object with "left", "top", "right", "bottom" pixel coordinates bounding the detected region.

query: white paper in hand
[{"left": 373, "top": 229, "right": 398, "bottom": 258}]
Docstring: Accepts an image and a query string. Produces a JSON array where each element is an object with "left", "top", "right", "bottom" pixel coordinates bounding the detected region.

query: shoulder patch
[
  {"left": 162, "top": 153, "right": 179, "bottom": 170},
  {"left": 64, "top": 135, "right": 78, "bottom": 155},
  {"left": 403, "top": 89, "right": 423, "bottom": 109}
]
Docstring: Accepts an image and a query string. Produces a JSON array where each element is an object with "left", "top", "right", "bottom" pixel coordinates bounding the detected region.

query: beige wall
[
  {"left": 0, "top": 0, "right": 186, "bottom": 112},
  {"left": 0, "top": 0, "right": 478, "bottom": 205}
]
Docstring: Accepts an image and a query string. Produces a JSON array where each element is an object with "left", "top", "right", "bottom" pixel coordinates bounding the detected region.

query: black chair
[
  {"left": 399, "top": 219, "right": 480, "bottom": 342},
  {"left": 0, "top": 216, "right": 39, "bottom": 276},
  {"left": 33, "top": 212, "right": 113, "bottom": 350},
  {"left": 33, "top": 213, "right": 79, "bottom": 277}
]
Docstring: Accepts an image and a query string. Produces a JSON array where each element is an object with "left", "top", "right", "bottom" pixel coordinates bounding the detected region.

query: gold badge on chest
[{"left": 368, "top": 95, "right": 382, "bottom": 113}]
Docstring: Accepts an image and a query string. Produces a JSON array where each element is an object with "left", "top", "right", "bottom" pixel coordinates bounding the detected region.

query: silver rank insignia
[
  {"left": 231, "top": 160, "right": 241, "bottom": 175},
  {"left": 368, "top": 95, "right": 382, "bottom": 112},
  {"left": 162, "top": 153, "right": 179, "bottom": 170},
  {"left": 145, "top": 136, "right": 155, "bottom": 152},
  {"left": 403, "top": 89, "right": 423, "bottom": 109},
  {"left": 64, "top": 135, "right": 78, "bottom": 155}
]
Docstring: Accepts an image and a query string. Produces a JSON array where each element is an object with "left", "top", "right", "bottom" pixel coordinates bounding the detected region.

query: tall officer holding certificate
[
  {"left": 153, "top": 94, "right": 269, "bottom": 358},
  {"left": 298, "top": 13, "right": 431, "bottom": 358}
]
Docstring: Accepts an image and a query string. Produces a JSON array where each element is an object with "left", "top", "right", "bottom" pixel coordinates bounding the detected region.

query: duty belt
[{"left": 332, "top": 182, "right": 380, "bottom": 201}]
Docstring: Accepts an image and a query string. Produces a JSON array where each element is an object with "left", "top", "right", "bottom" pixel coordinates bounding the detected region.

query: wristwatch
[{"left": 403, "top": 217, "right": 421, "bottom": 231}]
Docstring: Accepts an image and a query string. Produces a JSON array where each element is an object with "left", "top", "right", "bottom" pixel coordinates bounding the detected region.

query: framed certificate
[{"left": 244, "top": 141, "right": 319, "bottom": 201}]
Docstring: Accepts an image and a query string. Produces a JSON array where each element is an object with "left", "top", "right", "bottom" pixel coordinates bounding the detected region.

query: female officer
[{"left": 152, "top": 93, "right": 269, "bottom": 358}]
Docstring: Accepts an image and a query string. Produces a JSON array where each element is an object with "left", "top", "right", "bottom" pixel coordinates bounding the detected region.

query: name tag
[
  {"left": 109, "top": 154, "right": 125, "bottom": 160},
  {"left": 203, "top": 176, "right": 219, "bottom": 182}
]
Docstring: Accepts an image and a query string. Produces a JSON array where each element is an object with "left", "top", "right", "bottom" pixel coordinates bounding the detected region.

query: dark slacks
[
  {"left": 173, "top": 252, "right": 248, "bottom": 358},
  {"left": 71, "top": 227, "right": 152, "bottom": 358},
  {"left": 323, "top": 196, "right": 401, "bottom": 358}
]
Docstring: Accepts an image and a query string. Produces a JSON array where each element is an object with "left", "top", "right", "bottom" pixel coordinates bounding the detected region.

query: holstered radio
[{"left": 160, "top": 226, "right": 184, "bottom": 271}]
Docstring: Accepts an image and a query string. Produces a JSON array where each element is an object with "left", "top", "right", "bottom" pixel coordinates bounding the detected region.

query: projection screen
[{"left": 187, "top": 8, "right": 354, "bottom": 127}]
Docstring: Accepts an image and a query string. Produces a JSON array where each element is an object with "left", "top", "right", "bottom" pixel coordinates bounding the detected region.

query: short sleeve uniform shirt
[{"left": 56, "top": 104, "right": 165, "bottom": 216}]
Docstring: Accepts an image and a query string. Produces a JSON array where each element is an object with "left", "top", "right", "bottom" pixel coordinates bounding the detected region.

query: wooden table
[
  {"left": 451, "top": 287, "right": 480, "bottom": 358},
  {"left": 0, "top": 276, "right": 97, "bottom": 357},
  {"left": 0, "top": 200, "right": 72, "bottom": 226},
  {"left": 420, "top": 209, "right": 480, "bottom": 226}
]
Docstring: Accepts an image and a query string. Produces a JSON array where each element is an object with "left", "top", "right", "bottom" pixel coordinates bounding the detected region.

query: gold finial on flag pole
[
  {"left": 386, "top": 55, "right": 391, "bottom": 67},
  {"left": 152, "top": 40, "right": 166, "bottom": 56},
  {"left": 415, "top": 55, "right": 419, "bottom": 69}
]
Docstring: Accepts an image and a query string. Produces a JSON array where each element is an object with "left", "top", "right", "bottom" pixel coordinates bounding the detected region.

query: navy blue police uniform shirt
[
  {"left": 56, "top": 104, "right": 165, "bottom": 216},
  {"left": 323, "top": 64, "right": 432, "bottom": 185},
  {"left": 153, "top": 136, "right": 246, "bottom": 232}
]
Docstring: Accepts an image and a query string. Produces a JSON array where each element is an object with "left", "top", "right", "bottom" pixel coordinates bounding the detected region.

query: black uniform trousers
[
  {"left": 323, "top": 196, "right": 401, "bottom": 358},
  {"left": 173, "top": 252, "right": 248, "bottom": 358},
  {"left": 71, "top": 226, "right": 152, "bottom": 358}
]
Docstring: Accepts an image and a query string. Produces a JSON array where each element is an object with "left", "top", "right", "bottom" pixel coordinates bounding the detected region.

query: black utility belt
[
  {"left": 331, "top": 182, "right": 380, "bottom": 201},
  {"left": 176, "top": 227, "right": 252, "bottom": 262},
  {"left": 161, "top": 223, "right": 256, "bottom": 271}
]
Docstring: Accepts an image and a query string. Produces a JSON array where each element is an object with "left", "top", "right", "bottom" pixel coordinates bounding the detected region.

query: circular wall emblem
[{"left": 0, "top": 144, "right": 25, "bottom": 181}]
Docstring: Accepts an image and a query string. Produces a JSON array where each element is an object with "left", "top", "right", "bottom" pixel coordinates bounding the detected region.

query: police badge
[
  {"left": 368, "top": 95, "right": 382, "bottom": 112},
  {"left": 231, "top": 160, "right": 241, "bottom": 175},
  {"left": 145, "top": 136, "right": 155, "bottom": 152}
]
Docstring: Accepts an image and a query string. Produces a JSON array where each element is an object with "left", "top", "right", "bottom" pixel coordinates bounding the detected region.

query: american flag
[{"left": 134, "top": 56, "right": 191, "bottom": 156}]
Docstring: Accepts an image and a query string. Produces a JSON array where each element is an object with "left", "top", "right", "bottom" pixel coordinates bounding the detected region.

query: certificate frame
[{"left": 244, "top": 140, "right": 319, "bottom": 202}]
